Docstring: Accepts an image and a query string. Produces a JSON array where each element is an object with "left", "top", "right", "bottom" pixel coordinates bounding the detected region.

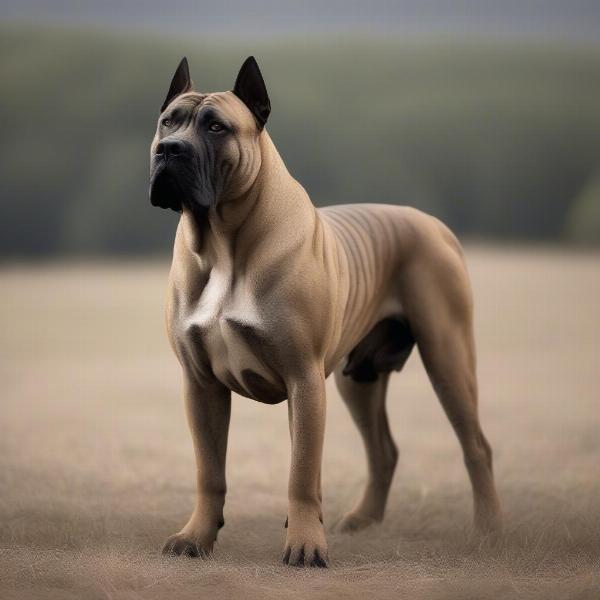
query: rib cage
[{"left": 319, "top": 204, "right": 403, "bottom": 357}]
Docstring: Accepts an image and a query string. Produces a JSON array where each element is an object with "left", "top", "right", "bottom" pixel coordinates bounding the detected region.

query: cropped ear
[
  {"left": 232, "top": 56, "right": 271, "bottom": 129},
  {"left": 161, "top": 57, "right": 192, "bottom": 112}
]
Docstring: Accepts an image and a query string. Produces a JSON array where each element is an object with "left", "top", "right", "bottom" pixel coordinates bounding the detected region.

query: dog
[{"left": 149, "top": 56, "right": 502, "bottom": 567}]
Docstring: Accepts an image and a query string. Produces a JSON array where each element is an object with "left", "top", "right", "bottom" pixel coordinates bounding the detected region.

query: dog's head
[{"left": 149, "top": 56, "right": 270, "bottom": 216}]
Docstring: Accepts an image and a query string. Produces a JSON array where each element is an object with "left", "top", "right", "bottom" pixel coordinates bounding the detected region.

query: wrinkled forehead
[{"left": 165, "top": 91, "right": 256, "bottom": 131}]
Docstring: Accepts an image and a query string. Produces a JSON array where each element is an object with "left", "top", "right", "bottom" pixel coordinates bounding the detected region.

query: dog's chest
[{"left": 174, "top": 267, "right": 287, "bottom": 403}]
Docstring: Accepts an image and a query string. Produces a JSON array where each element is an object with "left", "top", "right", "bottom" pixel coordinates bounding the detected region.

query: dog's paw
[
  {"left": 336, "top": 511, "right": 378, "bottom": 533},
  {"left": 162, "top": 533, "right": 214, "bottom": 558},
  {"left": 282, "top": 542, "right": 328, "bottom": 568},
  {"left": 282, "top": 526, "right": 329, "bottom": 567}
]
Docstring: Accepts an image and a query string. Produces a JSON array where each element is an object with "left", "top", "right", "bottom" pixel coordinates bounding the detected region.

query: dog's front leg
[
  {"left": 283, "top": 369, "right": 328, "bottom": 567},
  {"left": 163, "top": 375, "right": 231, "bottom": 557}
]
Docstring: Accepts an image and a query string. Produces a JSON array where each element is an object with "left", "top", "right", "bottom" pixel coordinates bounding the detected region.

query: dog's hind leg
[
  {"left": 402, "top": 243, "right": 502, "bottom": 533},
  {"left": 417, "top": 322, "right": 502, "bottom": 533},
  {"left": 334, "top": 368, "right": 397, "bottom": 532}
]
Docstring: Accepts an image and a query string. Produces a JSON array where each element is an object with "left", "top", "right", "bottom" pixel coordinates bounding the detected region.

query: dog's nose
[{"left": 156, "top": 139, "right": 187, "bottom": 158}]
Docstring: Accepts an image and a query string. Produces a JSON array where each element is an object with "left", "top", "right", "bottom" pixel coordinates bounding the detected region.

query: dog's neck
[{"left": 177, "top": 132, "right": 317, "bottom": 267}]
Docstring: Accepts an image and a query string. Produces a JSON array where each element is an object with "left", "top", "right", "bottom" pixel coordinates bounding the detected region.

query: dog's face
[{"left": 149, "top": 57, "right": 271, "bottom": 216}]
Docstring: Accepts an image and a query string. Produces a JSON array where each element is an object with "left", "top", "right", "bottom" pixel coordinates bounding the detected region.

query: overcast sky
[{"left": 2, "top": 0, "right": 600, "bottom": 42}]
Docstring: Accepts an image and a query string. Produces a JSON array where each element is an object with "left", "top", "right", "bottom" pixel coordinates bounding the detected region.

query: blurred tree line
[{"left": 1, "top": 24, "right": 600, "bottom": 257}]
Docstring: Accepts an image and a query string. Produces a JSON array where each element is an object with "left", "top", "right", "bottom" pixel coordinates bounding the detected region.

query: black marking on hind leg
[{"left": 343, "top": 317, "right": 415, "bottom": 383}]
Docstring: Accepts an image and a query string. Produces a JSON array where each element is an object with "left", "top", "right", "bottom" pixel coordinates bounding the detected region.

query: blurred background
[
  {"left": 2, "top": 5, "right": 600, "bottom": 600},
  {"left": 1, "top": 1, "right": 600, "bottom": 257}
]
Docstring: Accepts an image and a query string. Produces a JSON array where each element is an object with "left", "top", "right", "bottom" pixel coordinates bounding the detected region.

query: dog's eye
[
  {"left": 209, "top": 122, "right": 224, "bottom": 133},
  {"left": 161, "top": 118, "right": 172, "bottom": 127}
]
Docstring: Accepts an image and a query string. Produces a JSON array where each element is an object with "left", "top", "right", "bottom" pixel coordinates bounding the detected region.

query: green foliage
[
  {"left": 565, "top": 174, "right": 600, "bottom": 243},
  {"left": 1, "top": 25, "right": 600, "bottom": 256}
]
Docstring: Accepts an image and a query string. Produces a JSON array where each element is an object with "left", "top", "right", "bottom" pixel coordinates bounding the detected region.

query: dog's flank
[{"left": 149, "top": 56, "right": 502, "bottom": 567}]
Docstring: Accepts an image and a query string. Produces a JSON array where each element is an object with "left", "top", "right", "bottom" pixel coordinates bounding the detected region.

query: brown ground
[{"left": 1, "top": 246, "right": 599, "bottom": 600}]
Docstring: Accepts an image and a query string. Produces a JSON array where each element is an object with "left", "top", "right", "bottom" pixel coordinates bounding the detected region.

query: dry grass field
[{"left": 1, "top": 246, "right": 599, "bottom": 599}]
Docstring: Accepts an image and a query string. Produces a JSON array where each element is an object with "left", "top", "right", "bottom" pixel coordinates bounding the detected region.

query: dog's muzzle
[{"left": 149, "top": 139, "right": 198, "bottom": 213}]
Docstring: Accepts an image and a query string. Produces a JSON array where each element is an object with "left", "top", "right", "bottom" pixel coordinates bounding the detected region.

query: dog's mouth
[
  {"left": 149, "top": 163, "right": 184, "bottom": 212},
  {"left": 149, "top": 160, "right": 213, "bottom": 218}
]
